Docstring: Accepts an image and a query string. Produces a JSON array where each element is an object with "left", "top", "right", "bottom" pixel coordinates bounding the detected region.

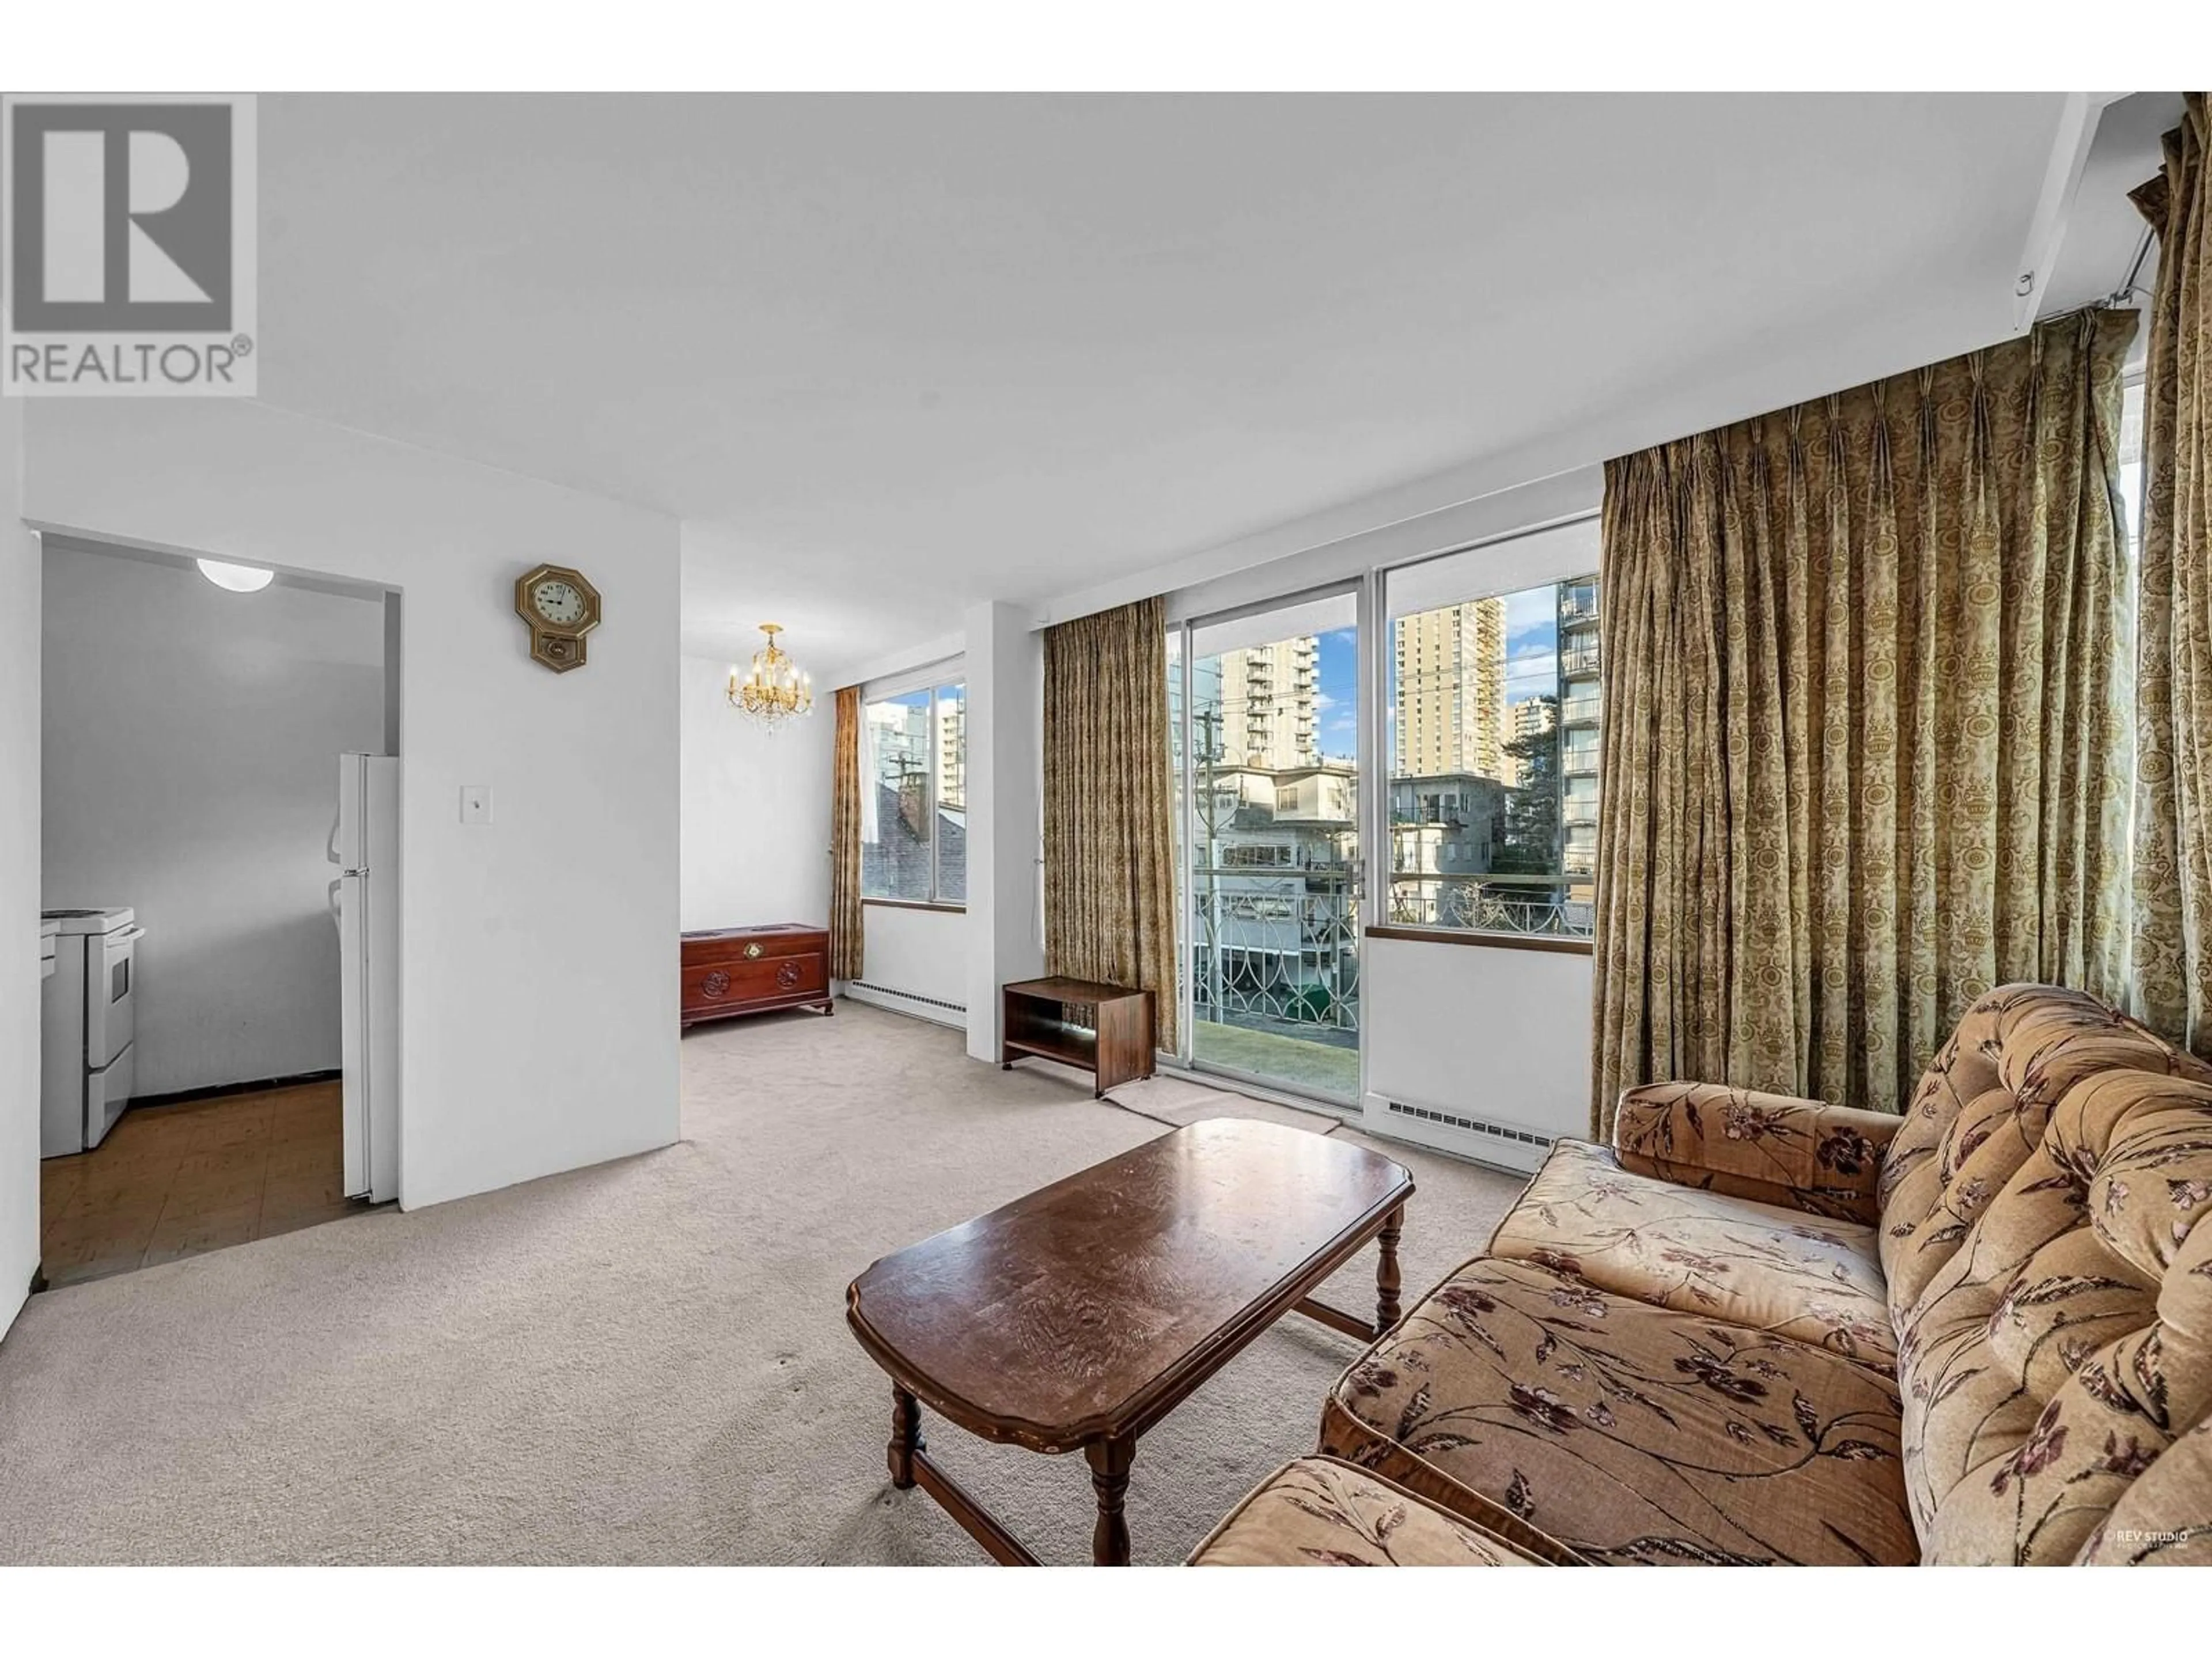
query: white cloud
[
  {"left": 1505, "top": 649, "right": 1558, "bottom": 690},
  {"left": 1503, "top": 589, "right": 1556, "bottom": 634}
]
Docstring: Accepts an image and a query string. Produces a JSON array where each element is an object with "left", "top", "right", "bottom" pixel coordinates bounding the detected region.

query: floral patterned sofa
[{"left": 1193, "top": 984, "right": 2212, "bottom": 1567}]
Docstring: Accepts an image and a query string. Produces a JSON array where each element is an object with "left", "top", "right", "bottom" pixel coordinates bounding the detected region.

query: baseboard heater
[
  {"left": 846, "top": 980, "right": 967, "bottom": 1028},
  {"left": 1362, "top": 1092, "right": 1558, "bottom": 1176}
]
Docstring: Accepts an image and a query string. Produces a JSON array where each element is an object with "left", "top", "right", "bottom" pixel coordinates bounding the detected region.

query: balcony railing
[
  {"left": 1385, "top": 873, "right": 1593, "bottom": 939},
  {"left": 1188, "top": 868, "right": 1360, "bottom": 1033}
]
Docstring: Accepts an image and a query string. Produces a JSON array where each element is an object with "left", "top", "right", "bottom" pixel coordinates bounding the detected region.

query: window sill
[
  {"left": 1364, "top": 923, "right": 1593, "bottom": 956},
  {"left": 862, "top": 897, "right": 968, "bottom": 915}
]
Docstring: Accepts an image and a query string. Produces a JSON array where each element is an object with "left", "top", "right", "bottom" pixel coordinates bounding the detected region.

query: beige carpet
[{"left": 0, "top": 1001, "right": 1526, "bottom": 1565}]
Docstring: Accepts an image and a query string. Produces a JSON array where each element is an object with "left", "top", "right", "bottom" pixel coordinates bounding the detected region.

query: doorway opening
[
  {"left": 35, "top": 535, "right": 400, "bottom": 1289},
  {"left": 1170, "top": 586, "right": 1364, "bottom": 1105}
]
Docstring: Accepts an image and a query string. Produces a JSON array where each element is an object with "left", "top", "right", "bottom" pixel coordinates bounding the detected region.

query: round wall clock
[{"left": 514, "top": 563, "right": 602, "bottom": 673}]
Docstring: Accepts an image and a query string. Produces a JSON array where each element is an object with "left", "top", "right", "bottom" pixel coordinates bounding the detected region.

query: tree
[{"left": 1493, "top": 695, "right": 1560, "bottom": 884}]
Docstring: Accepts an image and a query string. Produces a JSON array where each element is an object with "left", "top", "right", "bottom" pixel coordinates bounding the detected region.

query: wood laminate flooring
[{"left": 37, "top": 1082, "right": 361, "bottom": 1289}]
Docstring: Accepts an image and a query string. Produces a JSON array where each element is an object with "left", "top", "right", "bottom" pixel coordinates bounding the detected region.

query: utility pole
[{"left": 1195, "top": 704, "right": 1224, "bottom": 1029}]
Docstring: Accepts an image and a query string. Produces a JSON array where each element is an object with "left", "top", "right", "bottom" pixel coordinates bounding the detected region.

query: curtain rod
[{"left": 2105, "top": 224, "right": 2156, "bottom": 309}]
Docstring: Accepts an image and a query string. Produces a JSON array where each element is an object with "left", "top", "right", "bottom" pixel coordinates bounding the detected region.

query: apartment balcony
[
  {"left": 1188, "top": 867, "right": 1362, "bottom": 1100},
  {"left": 1191, "top": 1020, "right": 1360, "bottom": 1101}
]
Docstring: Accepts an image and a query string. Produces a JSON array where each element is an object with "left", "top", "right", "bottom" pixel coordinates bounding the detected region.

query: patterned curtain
[
  {"left": 1042, "top": 596, "right": 1179, "bottom": 1050},
  {"left": 1592, "top": 309, "right": 2138, "bottom": 1136},
  {"left": 2131, "top": 93, "right": 2212, "bottom": 1060},
  {"left": 830, "top": 684, "right": 864, "bottom": 980}
]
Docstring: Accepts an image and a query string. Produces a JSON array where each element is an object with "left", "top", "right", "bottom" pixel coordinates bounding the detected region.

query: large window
[
  {"left": 1384, "top": 541, "right": 1600, "bottom": 942},
  {"left": 861, "top": 680, "right": 966, "bottom": 907}
]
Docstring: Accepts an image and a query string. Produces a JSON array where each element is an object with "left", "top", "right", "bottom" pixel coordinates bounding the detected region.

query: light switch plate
[{"left": 460, "top": 785, "right": 493, "bottom": 825}]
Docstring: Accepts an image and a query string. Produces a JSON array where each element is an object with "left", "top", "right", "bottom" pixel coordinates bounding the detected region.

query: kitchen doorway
[{"left": 35, "top": 536, "right": 401, "bottom": 1289}]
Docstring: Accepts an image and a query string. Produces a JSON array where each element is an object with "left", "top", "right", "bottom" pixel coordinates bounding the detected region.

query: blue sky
[
  {"left": 1316, "top": 628, "right": 1357, "bottom": 759},
  {"left": 1503, "top": 588, "right": 1560, "bottom": 709},
  {"left": 1313, "top": 594, "right": 1561, "bottom": 763}
]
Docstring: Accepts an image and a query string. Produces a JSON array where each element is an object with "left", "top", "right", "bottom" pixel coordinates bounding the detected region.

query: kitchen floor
[{"left": 37, "top": 1082, "right": 362, "bottom": 1289}]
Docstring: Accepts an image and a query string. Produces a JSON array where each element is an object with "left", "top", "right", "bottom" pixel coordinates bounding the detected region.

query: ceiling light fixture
[
  {"left": 728, "top": 623, "right": 815, "bottom": 732},
  {"left": 196, "top": 558, "right": 275, "bottom": 593}
]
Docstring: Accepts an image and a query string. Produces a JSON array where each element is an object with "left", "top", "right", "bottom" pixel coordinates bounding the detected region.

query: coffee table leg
[
  {"left": 888, "top": 1387, "right": 923, "bottom": 1490},
  {"left": 1376, "top": 1205, "right": 1404, "bottom": 1333},
  {"left": 1086, "top": 1436, "right": 1135, "bottom": 1566}
]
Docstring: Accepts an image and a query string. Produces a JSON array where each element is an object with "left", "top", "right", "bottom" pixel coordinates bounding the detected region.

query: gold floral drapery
[
  {"left": 2131, "top": 93, "right": 2212, "bottom": 1060},
  {"left": 1042, "top": 596, "right": 1179, "bottom": 1050},
  {"left": 1592, "top": 309, "right": 2139, "bottom": 1137},
  {"left": 830, "top": 684, "right": 865, "bottom": 981}
]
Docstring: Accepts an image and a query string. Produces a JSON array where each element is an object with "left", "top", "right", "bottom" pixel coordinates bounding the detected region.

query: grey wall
[{"left": 42, "top": 544, "right": 387, "bottom": 1097}]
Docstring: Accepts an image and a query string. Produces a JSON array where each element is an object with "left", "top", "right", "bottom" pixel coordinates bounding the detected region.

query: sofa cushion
[
  {"left": 1186, "top": 1457, "right": 1552, "bottom": 1566},
  {"left": 1896, "top": 1065, "right": 2212, "bottom": 1563},
  {"left": 1879, "top": 983, "right": 2210, "bottom": 1316},
  {"left": 1320, "top": 1256, "right": 1917, "bottom": 1566},
  {"left": 1491, "top": 1140, "right": 1894, "bottom": 1373},
  {"left": 1613, "top": 1083, "right": 1902, "bottom": 1224}
]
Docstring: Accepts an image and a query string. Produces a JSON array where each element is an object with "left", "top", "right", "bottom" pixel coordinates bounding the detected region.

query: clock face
[{"left": 531, "top": 578, "right": 586, "bottom": 627}]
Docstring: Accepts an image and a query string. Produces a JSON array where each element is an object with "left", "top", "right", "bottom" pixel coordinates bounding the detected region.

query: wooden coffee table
[{"left": 844, "top": 1118, "right": 1413, "bottom": 1565}]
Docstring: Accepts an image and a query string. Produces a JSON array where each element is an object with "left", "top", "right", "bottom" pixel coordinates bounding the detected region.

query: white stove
[{"left": 40, "top": 905, "right": 143, "bottom": 1157}]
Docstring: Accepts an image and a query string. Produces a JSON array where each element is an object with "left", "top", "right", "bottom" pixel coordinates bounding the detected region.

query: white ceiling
[
  {"left": 2041, "top": 91, "right": 2183, "bottom": 320},
  {"left": 250, "top": 93, "right": 2103, "bottom": 684}
]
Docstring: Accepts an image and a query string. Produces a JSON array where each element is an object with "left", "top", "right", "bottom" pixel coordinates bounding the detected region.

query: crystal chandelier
[{"left": 728, "top": 623, "right": 815, "bottom": 730}]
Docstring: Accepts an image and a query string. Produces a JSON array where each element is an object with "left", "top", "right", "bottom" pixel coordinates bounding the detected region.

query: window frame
[
  {"left": 860, "top": 676, "right": 968, "bottom": 912},
  {"left": 1374, "top": 551, "right": 1601, "bottom": 955}
]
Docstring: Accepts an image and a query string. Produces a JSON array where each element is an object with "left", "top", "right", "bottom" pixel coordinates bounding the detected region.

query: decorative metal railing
[
  {"left": 1188, "top": 869, "right": 1361, "bottom": 1033},
  {"left": 1385, "top": 874, "right": 1593, "bottom": 939}
]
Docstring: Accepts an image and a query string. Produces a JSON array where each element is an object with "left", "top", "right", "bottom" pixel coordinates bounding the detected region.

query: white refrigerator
[{"left": 330, "top": 753, "right": 400, "bottom": 1203}]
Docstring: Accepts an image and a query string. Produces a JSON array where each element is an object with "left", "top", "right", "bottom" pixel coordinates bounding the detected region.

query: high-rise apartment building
[
  {"left": 935, "top": 691, "right": 966, "bottom": 811},
  {"left": 1392, "top": 597, "right": 1508, "bottom": 782},
  {"left": 1509, "top": 694, "right": 1556, "bottom": 786},
  {"left": 1213, "top": 637, "right": 1319, "bottom": 770},
  {"left": 1558, "top": 577, "right": 1601, "bottom": 900}
]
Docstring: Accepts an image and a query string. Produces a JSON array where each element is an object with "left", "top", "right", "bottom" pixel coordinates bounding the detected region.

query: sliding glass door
[{"left": 1171, "top": 588, "right": 1363, "bottom": 1104}]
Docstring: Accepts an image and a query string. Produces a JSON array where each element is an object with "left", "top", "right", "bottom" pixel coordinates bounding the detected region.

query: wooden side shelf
[{"left": 1000, "top": 976, "right": 1155, "bottom": 1099}]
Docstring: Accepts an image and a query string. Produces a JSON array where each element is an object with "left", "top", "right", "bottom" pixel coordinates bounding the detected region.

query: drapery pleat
[
  {"left": 1593, "top": 309, "right": 2138, "bottom": 1135},
  {"left": 830, "top": 684, "right": 865, "bottom": 981},
  {"left": 2131, "top": 93, "right": 2212, "bottom": 1060},
  {"left": 1042, "top": 596, "right": 1179, "bottom": 1050}
]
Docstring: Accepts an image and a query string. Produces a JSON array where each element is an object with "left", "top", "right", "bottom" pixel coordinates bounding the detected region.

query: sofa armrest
[{"left": 1611, "top": 1081, "right": 1902, "bottom": 1225}]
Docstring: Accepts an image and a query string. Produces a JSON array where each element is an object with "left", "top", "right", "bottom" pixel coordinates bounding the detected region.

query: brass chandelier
[{"left": 729, "top": 623, "right": 815, "bottom": 730}]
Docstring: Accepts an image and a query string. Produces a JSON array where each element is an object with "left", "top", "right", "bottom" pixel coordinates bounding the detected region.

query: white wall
[
  {"left": 43, "top": 546, "right": 386, "bottom": 1096},
  {"left": 850, "top": 903, "right": 967, "bottom": 1024},
  {"left": 962, "top": 601, "right": 1044, "bottom": 1062},
  {"left": 0, "top": 398, "right": 38, "bottom": 1336},
  {"left": 21, "top": 397, "right": 681, "bottom": 1211},
  {"left": 679, "top": 653, "right": 831, "bottom": 930}
]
